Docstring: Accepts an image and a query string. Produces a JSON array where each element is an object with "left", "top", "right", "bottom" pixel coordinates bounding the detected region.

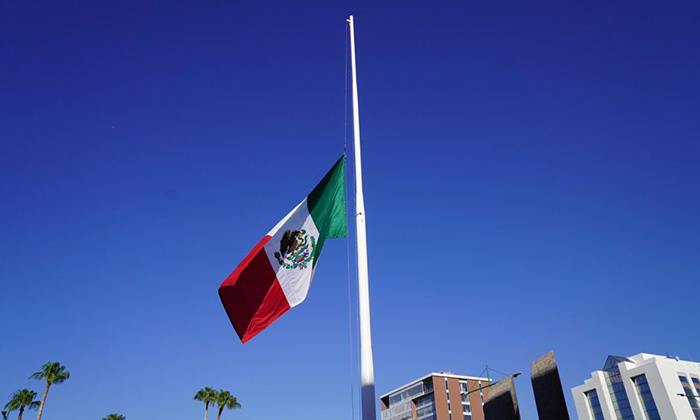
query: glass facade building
[
  {"left": 631, "top": 375, "right": 660, "bottom": 420},
  {"left": 602, "top": 357, "right": 635, "bottom": 420},
  {"left": 679, "top": 375, "right": 700, "bottom": 420},
  {"left": 416, "top": 394, "right": 436, "bottom": 420},
  {"left": 573, "top": 353, "right": 700, "bottom": 420},
  {"left": 382, "top": 382, "right": 426, "bottom": 420},
  {"left": 585, "top": 389, "right": 605, "bottom": 420}
]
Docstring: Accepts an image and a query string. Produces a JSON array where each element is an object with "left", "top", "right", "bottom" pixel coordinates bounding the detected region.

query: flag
[{"left": 219, "top": 155, "right": 348, "bottom": 343}]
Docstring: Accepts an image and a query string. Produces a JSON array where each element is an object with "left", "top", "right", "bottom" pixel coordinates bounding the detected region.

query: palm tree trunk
[
  {"left": 217, "top": 407, "right": 223, "bottom": 420},
  {"left": 36, "top": 382, "right": 50, "bottom": 420},
  {"left": 18, "top": 406, "right": 25, "bottom": 420},
  {"left": 204, "top": 402, "right": 209, "bottom": 420}
]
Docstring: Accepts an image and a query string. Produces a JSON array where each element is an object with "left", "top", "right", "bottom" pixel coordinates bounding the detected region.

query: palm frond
[
  {"left": 4, "top": 389, "right": 40, "bottom": 412},
  {"left": 194, "top": 386, "right": 217, "bottom": 403},
  {"left": 29, "top": 362, "right": 70, "bottom": 385},
  {"left": 102, "top": 413, "right": 126, "bottom": 420},
  {"left": 215, "top": 390, "right": 241, "bottom": 411}
]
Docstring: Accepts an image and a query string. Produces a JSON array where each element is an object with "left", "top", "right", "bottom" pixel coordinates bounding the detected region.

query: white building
[{"left": 572, "top": 353, "right": 700, "bottom": 420}]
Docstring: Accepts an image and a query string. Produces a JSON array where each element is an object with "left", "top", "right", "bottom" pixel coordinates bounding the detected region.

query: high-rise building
[
  {"left": 380, "top": 372, "right": 491, "bottom": 420},
  {"left": 572, "top": 353, "right": 700, "bottom": 420}
]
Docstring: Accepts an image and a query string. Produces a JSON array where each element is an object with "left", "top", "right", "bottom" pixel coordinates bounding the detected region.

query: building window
[
  {"left": 462, "top": 403, "right": 471, "bottom": 414},
  {"left": 632, "top": 375, "right": 660, "bottom": 420},
  {"left": 585, "top": 390, "right": 605, "bottom": 420},
  {"left": 603, "top": 366, "right": 635, "bottom": 420},
  {"left": 445, "top": 377, "right": 452, "bottom": 420},
  {"left": 692, "top": 377, "right": 700, "bottom": 399},
  {"left": 389, "top": 382, "right": 424, "bottom": 405},
  {"left": 383, "top": 382, "right": 424, "bottom": 420},
  {"left": 679, "top": 375, "right": 700, "bottom": 420},
  {"left": 415, "top": 394, "right": 436, "bottom": 420}
]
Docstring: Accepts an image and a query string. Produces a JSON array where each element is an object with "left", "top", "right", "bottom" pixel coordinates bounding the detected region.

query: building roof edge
[{"left": 380, "top": 372, "right": 491, "bottom": 399}]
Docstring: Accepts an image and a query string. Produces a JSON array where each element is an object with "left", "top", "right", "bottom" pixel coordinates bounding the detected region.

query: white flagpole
[{"left": 347, "top": 15, "right": 377, "bottom": 420}]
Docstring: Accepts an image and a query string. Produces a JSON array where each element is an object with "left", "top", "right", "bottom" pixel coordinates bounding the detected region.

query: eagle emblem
[{"left": 274, "top": 229, "right": 316, "bottom": 269}]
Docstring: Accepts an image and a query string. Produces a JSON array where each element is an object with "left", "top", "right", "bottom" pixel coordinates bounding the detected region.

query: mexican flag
[{"left": 219, "top": 155, "right": 347, "bottom": 343}]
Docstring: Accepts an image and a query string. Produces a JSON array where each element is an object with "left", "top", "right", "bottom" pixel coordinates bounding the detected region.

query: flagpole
[{"left": 347, "top": 15, "right": 377, "bottom": 420}]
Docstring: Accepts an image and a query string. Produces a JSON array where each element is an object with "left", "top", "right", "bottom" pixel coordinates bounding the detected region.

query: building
[
  {"left": 380, "top": 372, "right": 491, "bottom": 420},
  {"left": 572, "top": 353, "right": 700, "bottom": 420}
]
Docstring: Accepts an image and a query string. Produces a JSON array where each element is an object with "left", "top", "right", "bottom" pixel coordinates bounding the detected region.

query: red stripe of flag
[{"left": 218, "top": 236, "right": 291, "bottom": 343}]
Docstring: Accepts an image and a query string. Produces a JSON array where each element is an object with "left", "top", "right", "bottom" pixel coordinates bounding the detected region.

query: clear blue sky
[{"left": 1, "top": 1, "right": 699, "bottom": 419}]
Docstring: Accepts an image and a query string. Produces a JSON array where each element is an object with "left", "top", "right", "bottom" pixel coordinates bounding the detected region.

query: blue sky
[{"left": 1, "top": 1, "right": 699, "bottom": 419}]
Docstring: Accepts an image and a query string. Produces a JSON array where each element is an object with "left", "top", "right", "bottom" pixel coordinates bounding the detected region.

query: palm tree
[
  {"left": 101, "top": 414, "right": 125, "bottom": 420},
  {"left": 194, "top": 387, "right": 217, "bottom": 420},
  {"left": 214, "top": 390, "right": 241, "bottom": 420},
  {"left": 29, "top": 362, "right": 70, "bottom": 420},
  {"left": 4, "top": 389, "right": 40, "bottom": 420}
]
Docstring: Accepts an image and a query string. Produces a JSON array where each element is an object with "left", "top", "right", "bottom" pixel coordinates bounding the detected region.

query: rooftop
[{"left": 380, "top": 371, "right": 491, "bottom": 399}]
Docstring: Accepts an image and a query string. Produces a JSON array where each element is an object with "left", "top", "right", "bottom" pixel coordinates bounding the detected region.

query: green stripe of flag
[{"left": 307, "top": 154, "right": 347, "bottom": 266}]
